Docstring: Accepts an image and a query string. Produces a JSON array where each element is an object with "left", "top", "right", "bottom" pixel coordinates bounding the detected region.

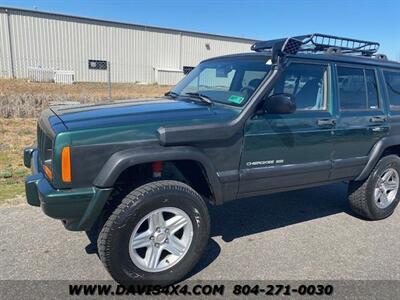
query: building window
[
  {"left": 183, "top": 66, "right": 195, "bottom": 75},
  {"left": 88, "top": 60, "right": 107, "bottom": 70}
]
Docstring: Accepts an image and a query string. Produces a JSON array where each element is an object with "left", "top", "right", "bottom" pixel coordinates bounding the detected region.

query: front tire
[
  {"left": 97, "top": 180, "right": 210, "bottom": 285},
  {"left": 348, "top": 155, "right": 400, "bottom": 220}
]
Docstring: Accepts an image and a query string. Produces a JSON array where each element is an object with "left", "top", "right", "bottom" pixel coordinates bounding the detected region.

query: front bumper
[{"left": 24, "top": 148, "right": 113, "bottom": 231}]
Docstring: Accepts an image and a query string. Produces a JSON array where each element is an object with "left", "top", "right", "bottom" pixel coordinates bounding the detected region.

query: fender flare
[
  {"left": 93, "top": 145, "right": 223, "bottom": 203},
  {"left": 356, "top": 135, "right": 400, "bottom": 181}
]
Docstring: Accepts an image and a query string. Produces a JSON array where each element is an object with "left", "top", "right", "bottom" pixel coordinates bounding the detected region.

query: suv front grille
[{"left": 37, "top": 123, "right": 53, "bottom": 164}]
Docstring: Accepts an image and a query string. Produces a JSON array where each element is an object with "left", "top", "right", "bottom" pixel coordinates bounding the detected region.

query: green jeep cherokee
[{"left": 24, "top": 33, "right": 400, "bottom": 284}]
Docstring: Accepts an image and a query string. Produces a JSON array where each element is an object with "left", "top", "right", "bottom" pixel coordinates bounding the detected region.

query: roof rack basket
[{"left": 251, "top": 33, "right": 380, "bottom": 60}]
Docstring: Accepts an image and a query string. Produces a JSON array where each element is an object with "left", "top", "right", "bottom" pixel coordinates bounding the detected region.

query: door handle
[
  {"left": 370, "top": 116, "right": 386, "bottom": 123},
  {"left": 317, "top": 119, "right": 336, "bottom": 127}
]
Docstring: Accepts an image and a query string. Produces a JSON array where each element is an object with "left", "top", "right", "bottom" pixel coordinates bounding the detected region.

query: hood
[{"left": 50, "top": 98, "right": 239, "bottom": 131}]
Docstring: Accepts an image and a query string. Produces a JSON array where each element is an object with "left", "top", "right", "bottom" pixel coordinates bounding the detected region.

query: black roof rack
[{"left": 251, "top": 33, "right": 380, "bottom": 61}]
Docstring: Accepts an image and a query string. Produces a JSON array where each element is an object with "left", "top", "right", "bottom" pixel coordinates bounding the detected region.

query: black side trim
[
  {"left": 241, "top": 160, "right": 331, "bottom": 180},
  {"left": 330, "top": 156, "right": 368, "bottom": 181},
  {"left": 356, "top": 136, "right": 400, "bottom": 181},
  {"left": 332, "top": 156, "right": 368, "bottom": 169},
  {"left": 238, "top": 178, "right": 348, "bottom": 199},
  {"left": 216, "top": 170, "right": 239, "bottom": 183},
  {"left": 93, "top": 145, "right": 224, "bottom": 204},
  {"left": 239, "top": 160, "right": 331, "bottom": 194}
]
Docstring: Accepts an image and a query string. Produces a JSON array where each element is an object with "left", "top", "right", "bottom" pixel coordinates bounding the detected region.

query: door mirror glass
[{"left": 264, "top": 93, "right": 296, "bottom": 114}]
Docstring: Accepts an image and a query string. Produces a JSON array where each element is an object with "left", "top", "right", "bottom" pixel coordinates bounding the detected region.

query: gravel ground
[{"left": 1, "top": 182, "right": 400, "bottom": 281}]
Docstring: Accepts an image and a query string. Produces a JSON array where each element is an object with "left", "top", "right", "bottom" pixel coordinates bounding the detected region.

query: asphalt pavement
[{"left": 1, "top": 182, "right": 400, "bottom": 281}]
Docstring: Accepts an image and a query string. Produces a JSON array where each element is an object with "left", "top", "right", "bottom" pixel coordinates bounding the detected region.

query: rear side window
[
  {"left": 337, "top": 66, "right": 379, "bottom": 110},
  {"left": 383, "top": 70, "right": 400, "bottom": 109}
]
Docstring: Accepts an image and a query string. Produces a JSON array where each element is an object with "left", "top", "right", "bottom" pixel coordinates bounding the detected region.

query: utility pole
[
  {"left": 108, "top": 61, "right": 112, "bottom": 100},
  {"left": 5, "top": 9, "right": 15, "bottom": 78}
]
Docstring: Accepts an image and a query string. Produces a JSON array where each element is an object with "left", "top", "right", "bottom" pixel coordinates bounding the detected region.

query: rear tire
[
  {"left": 97, "top": 180, "right": 210, "bottom": 285},
  {"left": 348, "top": 155, "right": 400, "bottom": 220}
]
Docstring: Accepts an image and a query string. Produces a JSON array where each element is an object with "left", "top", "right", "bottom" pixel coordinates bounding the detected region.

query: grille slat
[{"left": 37, "top": 123, "right": 53, "bottom": 164}]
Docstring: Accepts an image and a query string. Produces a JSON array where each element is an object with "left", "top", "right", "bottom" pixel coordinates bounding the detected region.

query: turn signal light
[
  {"left": 43, "top": 164, "right": 53, "bottom": 180},
  {"left": 61, "top": 146, "right": 71, "bottom": 183}
]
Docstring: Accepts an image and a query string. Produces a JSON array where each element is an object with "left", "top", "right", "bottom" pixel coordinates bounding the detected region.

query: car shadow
[
  {"left": 209, "top": 182, "right": 352, "bottom": 242},
  {"left": 85, "top": 182, "right": 356, "bottom": 277},
  {"left": 189, "top": 182, "right": 354, "bottom": 276}
]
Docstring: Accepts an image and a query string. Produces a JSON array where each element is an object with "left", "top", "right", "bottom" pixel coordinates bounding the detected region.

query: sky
[{"left": 1, "top": 0, "right": 400, "bottom": 60}]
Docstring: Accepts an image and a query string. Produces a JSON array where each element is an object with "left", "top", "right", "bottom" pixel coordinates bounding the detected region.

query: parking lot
[{"left": 1, "top": 182, "right": 400, "bottom": 281}]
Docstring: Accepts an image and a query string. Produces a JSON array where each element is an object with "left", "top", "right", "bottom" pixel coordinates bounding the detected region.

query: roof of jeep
[{"left": 204, "top": 51, "right": 400, "bottom": 70}]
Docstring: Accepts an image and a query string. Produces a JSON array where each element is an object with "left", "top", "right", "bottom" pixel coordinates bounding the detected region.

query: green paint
[{"left": 25, "top": 168, "right": 113, "bottom": 230}]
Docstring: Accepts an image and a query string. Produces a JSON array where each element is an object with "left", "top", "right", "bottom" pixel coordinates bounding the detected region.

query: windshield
[{"left": 171, "top": 56, "right": 271, "bottom": 106}]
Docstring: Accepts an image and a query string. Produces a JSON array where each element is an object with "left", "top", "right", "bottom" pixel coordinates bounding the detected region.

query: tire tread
[
  {"left": 348, "top": 154, "right": 400, "bottom": 220},
  {"left": 97, "top": 180, "right": 208, "bottom": 282}
]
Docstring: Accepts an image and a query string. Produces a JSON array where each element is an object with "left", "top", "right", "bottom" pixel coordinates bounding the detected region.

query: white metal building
[{"left": 0, "top": 7, "right": 256, "bottom": 84}]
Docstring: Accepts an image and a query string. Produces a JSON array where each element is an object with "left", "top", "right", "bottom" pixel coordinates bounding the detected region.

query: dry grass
[
  {"left": 0, "top": 79, "right": 171, "bottom": 118},
  {"left": 0, "top": 118, "right": 36, "bottom": 202},
  {"left": 0, "top": 80, "right": 171, "bottom": 203}
]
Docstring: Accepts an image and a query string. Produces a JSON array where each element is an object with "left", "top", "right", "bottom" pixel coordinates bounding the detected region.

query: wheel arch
[
  {"left": 356, "top": 135, "right": 400, "bottom": 181},
  {"left": 93, "top": 146, "right": 223, "bottom": 204}
]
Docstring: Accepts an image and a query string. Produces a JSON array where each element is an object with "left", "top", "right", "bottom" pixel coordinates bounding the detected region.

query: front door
[{"left": 239, "top": 61, "right": 335, "bottom": 196}]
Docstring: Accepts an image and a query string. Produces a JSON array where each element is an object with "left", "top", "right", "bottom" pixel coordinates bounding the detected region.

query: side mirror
[{"left": 264, "top": 93, "right": 296, "bottom": 114}]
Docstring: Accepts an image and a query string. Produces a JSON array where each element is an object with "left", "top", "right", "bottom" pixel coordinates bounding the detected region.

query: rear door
[{"left": 330, "top": 65, "right": 389, "bottom": 180}]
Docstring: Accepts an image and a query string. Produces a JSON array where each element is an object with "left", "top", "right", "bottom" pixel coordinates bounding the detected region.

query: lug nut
[
  {"left": 156, "top": 227, "right": 161, "bottom": 232},
  {"left": 150, "top": 236, "right": 154, "bottom": 240},
  {"left": 155, "top": 243, "right": 160, "bottom": 248},
  {"left": 165, "top": 228, "right": 169, "bottom": 233}
]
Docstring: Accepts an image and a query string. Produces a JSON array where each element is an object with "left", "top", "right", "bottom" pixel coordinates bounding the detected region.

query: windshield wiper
[
  {"left": 165, "top": 91, "right": 213, "bottom": 106},
  {"left": 183, "top": 92, "right": 213, "bottom": 105},
  {"left": 164, "top": 91, "right": 180, "bottom": 98}
]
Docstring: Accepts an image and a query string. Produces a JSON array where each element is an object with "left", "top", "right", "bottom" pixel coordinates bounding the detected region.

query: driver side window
[{"left": 271, "top": 63, "right": 328, "bottom": 111}]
